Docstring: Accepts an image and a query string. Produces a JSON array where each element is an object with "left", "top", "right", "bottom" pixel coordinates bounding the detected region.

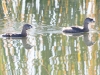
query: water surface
[{"left": 0, "top": 0, "right": 100, "bottom": 75}]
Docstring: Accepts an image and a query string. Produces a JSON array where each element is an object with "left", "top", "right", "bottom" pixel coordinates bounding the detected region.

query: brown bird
[{"left": 2, "top": 24, "right": 32, "bottom": 37}]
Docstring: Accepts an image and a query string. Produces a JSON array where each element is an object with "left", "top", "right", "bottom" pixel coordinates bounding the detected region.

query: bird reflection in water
[
  {"left": 21, "top": 37, "right": 33, "bottom": 49},
  {"left": 3, "top": 37, "right": 32, "bottom": 49},
  {"left": 62, "top": 32, "right": 97, "bottom": 46}
]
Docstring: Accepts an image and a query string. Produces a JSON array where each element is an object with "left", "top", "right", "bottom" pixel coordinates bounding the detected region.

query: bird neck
[
  {"left": 21, "top": 28, "right": 27, "bottom": 37},
  {"left": 83, "top": 23, "right": 89, "bottom": 32}
]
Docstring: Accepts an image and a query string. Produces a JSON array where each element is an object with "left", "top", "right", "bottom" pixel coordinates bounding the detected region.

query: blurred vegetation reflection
[{"left": 0, "top": 0, "right": 100, "bottom": 75}]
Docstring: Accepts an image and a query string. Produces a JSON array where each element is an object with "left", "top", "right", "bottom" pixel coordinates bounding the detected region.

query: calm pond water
[{"left": 0, "top": 0, "right": 100, "bottom": 75}]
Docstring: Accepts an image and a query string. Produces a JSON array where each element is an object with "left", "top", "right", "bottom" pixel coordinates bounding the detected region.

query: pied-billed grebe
[
  {"left": 2, "top": 24, "right": 32, "bottom": 37},
  {"left": 62, "top": 18, "right": 95, "bottom": 33}
]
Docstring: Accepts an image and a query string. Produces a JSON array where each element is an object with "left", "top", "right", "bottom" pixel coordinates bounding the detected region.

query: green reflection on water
[
  {"left": 0, "top": 0, "right": 100, "bottom": 75},
  {"left": 0, "top": 32, "right": 98, "bottom": 75}
]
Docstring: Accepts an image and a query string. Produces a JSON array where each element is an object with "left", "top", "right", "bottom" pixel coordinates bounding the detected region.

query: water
[{"left": 0, "top": 0, "right": 100, "bottom": 75}]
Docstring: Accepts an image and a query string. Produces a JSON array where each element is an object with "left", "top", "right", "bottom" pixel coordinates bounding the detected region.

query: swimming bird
[
  {"left": 2, "top": 24, "right": 32, "bottom": 37},
  {"left": 62, "top": 18, "right": 95, "bottom": 33}
]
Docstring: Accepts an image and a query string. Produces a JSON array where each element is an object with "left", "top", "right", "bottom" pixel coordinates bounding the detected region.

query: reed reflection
[
  {"left": 48, "top": 33, "right": 98, "bottom": 75},
  {"left": 1, "top": 0, "right": 95, "bottom": 26},
  {"left": 1, "top": 38, "right": 30, "bottom": 75},
  {"left": 0, "top": 32, "right": 99, "bottom": 75}
]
